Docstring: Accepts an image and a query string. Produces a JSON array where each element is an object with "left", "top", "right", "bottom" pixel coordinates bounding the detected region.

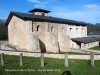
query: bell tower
[{"left": 29, "top": 8, "right": 51, "bottom": 16}]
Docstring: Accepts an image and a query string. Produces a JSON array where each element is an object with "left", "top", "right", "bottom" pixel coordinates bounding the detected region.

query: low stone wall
[
  {"left": 0, "top": 41, "right": 8, "bottom": 44},
  {"left": 0, "top": 50, "right": 100, "bottom": 60},
  {"left": 70, "top": 48, "right": 100, "bottom": 54}
]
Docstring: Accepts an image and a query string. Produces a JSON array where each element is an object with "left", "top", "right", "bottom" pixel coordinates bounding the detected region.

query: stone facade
[
  {"left": 81, "top": 42, "right": 99, "bottom": 49},
  {"left": 8, "top": 15, "right": 71, "bottom": 52},
  {"left": 6, "top": 8, "right": 89, "bottom": 53}
]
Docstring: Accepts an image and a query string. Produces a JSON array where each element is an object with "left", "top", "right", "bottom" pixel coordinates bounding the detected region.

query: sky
[{"left": 0, "top": 0, "right": 100, "bottom": 24}]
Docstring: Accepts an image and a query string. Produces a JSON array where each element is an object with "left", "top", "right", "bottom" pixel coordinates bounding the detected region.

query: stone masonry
[{"left": 5, "top": 8, "right": 88, "bottom": 53}]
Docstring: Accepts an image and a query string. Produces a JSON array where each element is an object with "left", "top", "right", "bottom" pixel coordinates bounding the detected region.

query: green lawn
[
  {"left": 0, "top": 55, "right": 100, "bottom": 75},
  {"left": 60, "top": 52, "right": 86, "bottom": 54},
  {"left": 89, "top": 46, "right": 100, "bottom": 50}
]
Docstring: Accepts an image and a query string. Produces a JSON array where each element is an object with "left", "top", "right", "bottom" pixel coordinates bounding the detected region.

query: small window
[
  {"left": 62, "top": 27, "right": 64, "bottom": 32},
  {"left": 51, "top": 27, "right": 54, "bottom": 32},
  {"left": 37, "top": 25, "right": 41, "bottom": 31},
  {"left": 76, "top": 28, "right": 78, "bottom": 32},
  {"left": 70, "top": 28, "right": 72, "bottom": 32}
]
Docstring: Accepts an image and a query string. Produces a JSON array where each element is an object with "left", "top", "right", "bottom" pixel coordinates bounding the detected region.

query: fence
[{"left": 0, "top": 52, "right": 95, "bottom": 67}]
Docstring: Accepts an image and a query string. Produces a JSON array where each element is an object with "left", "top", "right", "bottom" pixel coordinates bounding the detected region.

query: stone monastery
[{"left": 5, "top": 8, "right": 99, "bottom": 53}]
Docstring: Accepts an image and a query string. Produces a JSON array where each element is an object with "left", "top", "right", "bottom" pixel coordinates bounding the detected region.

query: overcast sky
[{"left": 0, "top": 0, "right": 100, "bottom": 24}]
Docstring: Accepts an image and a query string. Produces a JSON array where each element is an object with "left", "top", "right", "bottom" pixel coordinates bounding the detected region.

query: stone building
[
  {"left": 5, "top": 8, "right": 91, "bottom": 52},
  {"left": 71, "top": 31, "right": 100, "bottom": 49},
  {"left": 71, "top": 37, "right": 99, "bottom": 49}
]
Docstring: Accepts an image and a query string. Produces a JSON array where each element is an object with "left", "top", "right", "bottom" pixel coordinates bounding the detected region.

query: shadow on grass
[
  {"left": 44, "top": 63, "right": 47, "bottom": 66},
  {"left": 61, "top": 71, "right": 72, "bottom": 75}
]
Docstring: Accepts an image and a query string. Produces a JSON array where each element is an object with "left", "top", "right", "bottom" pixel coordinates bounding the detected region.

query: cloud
[
  {"left": 50, "top": 7, "right": 100, "bottom": 24},
  {"left": 27, "top": 0, "right": 40, "bottom": 4},
  {"left": 34, "top": 4, "right": 40, "bottom": 8},
  {"left": 27, "top": 0, "right": 56, "bottom": 8},
  {"left": 84, "top": 4, "right": 99, "bottom": 10},
  {"left": 27, "top": 0, "right": 43, "bottom": 8},
  {"left": 49, "top": 4, "right": 100, "bottom": 24}
]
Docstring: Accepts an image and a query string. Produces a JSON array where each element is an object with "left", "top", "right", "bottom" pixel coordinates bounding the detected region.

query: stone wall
[
  {"left": 58, "top": 24, "right": 67, "bottom": 34},
  {"left": 66, "top": 25, "right": 87, "bottom": 48},
  {"left": 67, "top": 25, "right": 87, "bottom": 38},
  {"left": 0, "top": 41, "right": 8, "bottom": 44},
  {"left": 48, "top": 23, "right": 58, "bottom": 33},
  {"left": 31, "top": 32, "right": 59, "bottom": 53},
  {"left": 70, "top": 48, "right": 100, "bottom": 54},
  {"left": 8, "top": 16, "right": 28, "bottom": 50},
  {"left": 27, "top": 33, "right": 41, "bottom": 52},
  {"left": 58, "top": 32, "right": 70, "bottom": 52},
  {"left": 1, "top": 50, "right": 100, "bottom": 60},
  {"left": 81, "top": 41, "right": 99, "bottom": 49},
  {"left": 45, "top": 32, "right": 59, "bottom": 53}
]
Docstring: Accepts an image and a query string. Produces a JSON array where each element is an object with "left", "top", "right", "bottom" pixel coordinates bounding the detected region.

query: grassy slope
[
  {"left": 89, "top": 46, "right": 100, "bottom": 50},
  {"left": 0, "top": 55, "right": 100, "bottom": 75},
  {"left": 60, "top": 52, "right": 86, "bottom": 54}
]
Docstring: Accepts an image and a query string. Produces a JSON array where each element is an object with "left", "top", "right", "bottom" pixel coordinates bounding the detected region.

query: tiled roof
[
  {"left": 92, "top": 36, "right": 100, "bottom": 41},
  {"left": 29, "top": 8, "right": 51, "bottom": 13},
  {"left": 71, "top": 37, "right": 97, "bottom": 44},
  {"left": 5, "top": 11, "right": 88, "bottom": 26}
]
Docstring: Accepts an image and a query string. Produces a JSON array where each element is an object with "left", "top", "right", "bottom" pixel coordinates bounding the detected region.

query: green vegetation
[
  {"left": 0, "top": 31, "right": 8, "bottom": 40},
  {"left": 0, "top": 24, "right": 8, "bottom": 40},
  {"left": 0, "top": 55, "right": 100, "bottom": 75},
  {"left": 87, "top": 23, "right": 100, "bottom": 34},
  {"left": 89, "top": 46, "right": 100, "bottom": 50},
  {"left": 60, "top": 52, "right": 85, "bottom": 54}
]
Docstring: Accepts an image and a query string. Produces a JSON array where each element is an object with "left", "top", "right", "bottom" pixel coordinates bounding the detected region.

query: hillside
[
  {"left": 0, "top": 19, "right": 6, "bottom": 26},
  {"left": 87, "top": 23, "right": 100, "bottom": 34},
  {"left": 0, "top": 19, "right": 8, "bottom": 40},
  {"left": 0, "top": 19, "right": 7, "bottom": 32}
]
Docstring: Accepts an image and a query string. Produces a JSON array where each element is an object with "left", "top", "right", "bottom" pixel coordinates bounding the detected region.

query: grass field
[
  {"left": 89, "top": 46, "right": 100, "bottom": 50},
  {"left": 0, "top": 55, "right": 100, "bottom": 75},
  {"left": 60, "top": 52, "right": 86, "bottom": 54}
]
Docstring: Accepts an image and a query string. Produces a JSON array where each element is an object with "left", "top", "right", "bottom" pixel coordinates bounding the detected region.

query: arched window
[
  {"left": 51, "top": 27, "right": 54, "bottom": 32},
  {"left": 37, "top": 25, "right": 41, "bottom": 31}
]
